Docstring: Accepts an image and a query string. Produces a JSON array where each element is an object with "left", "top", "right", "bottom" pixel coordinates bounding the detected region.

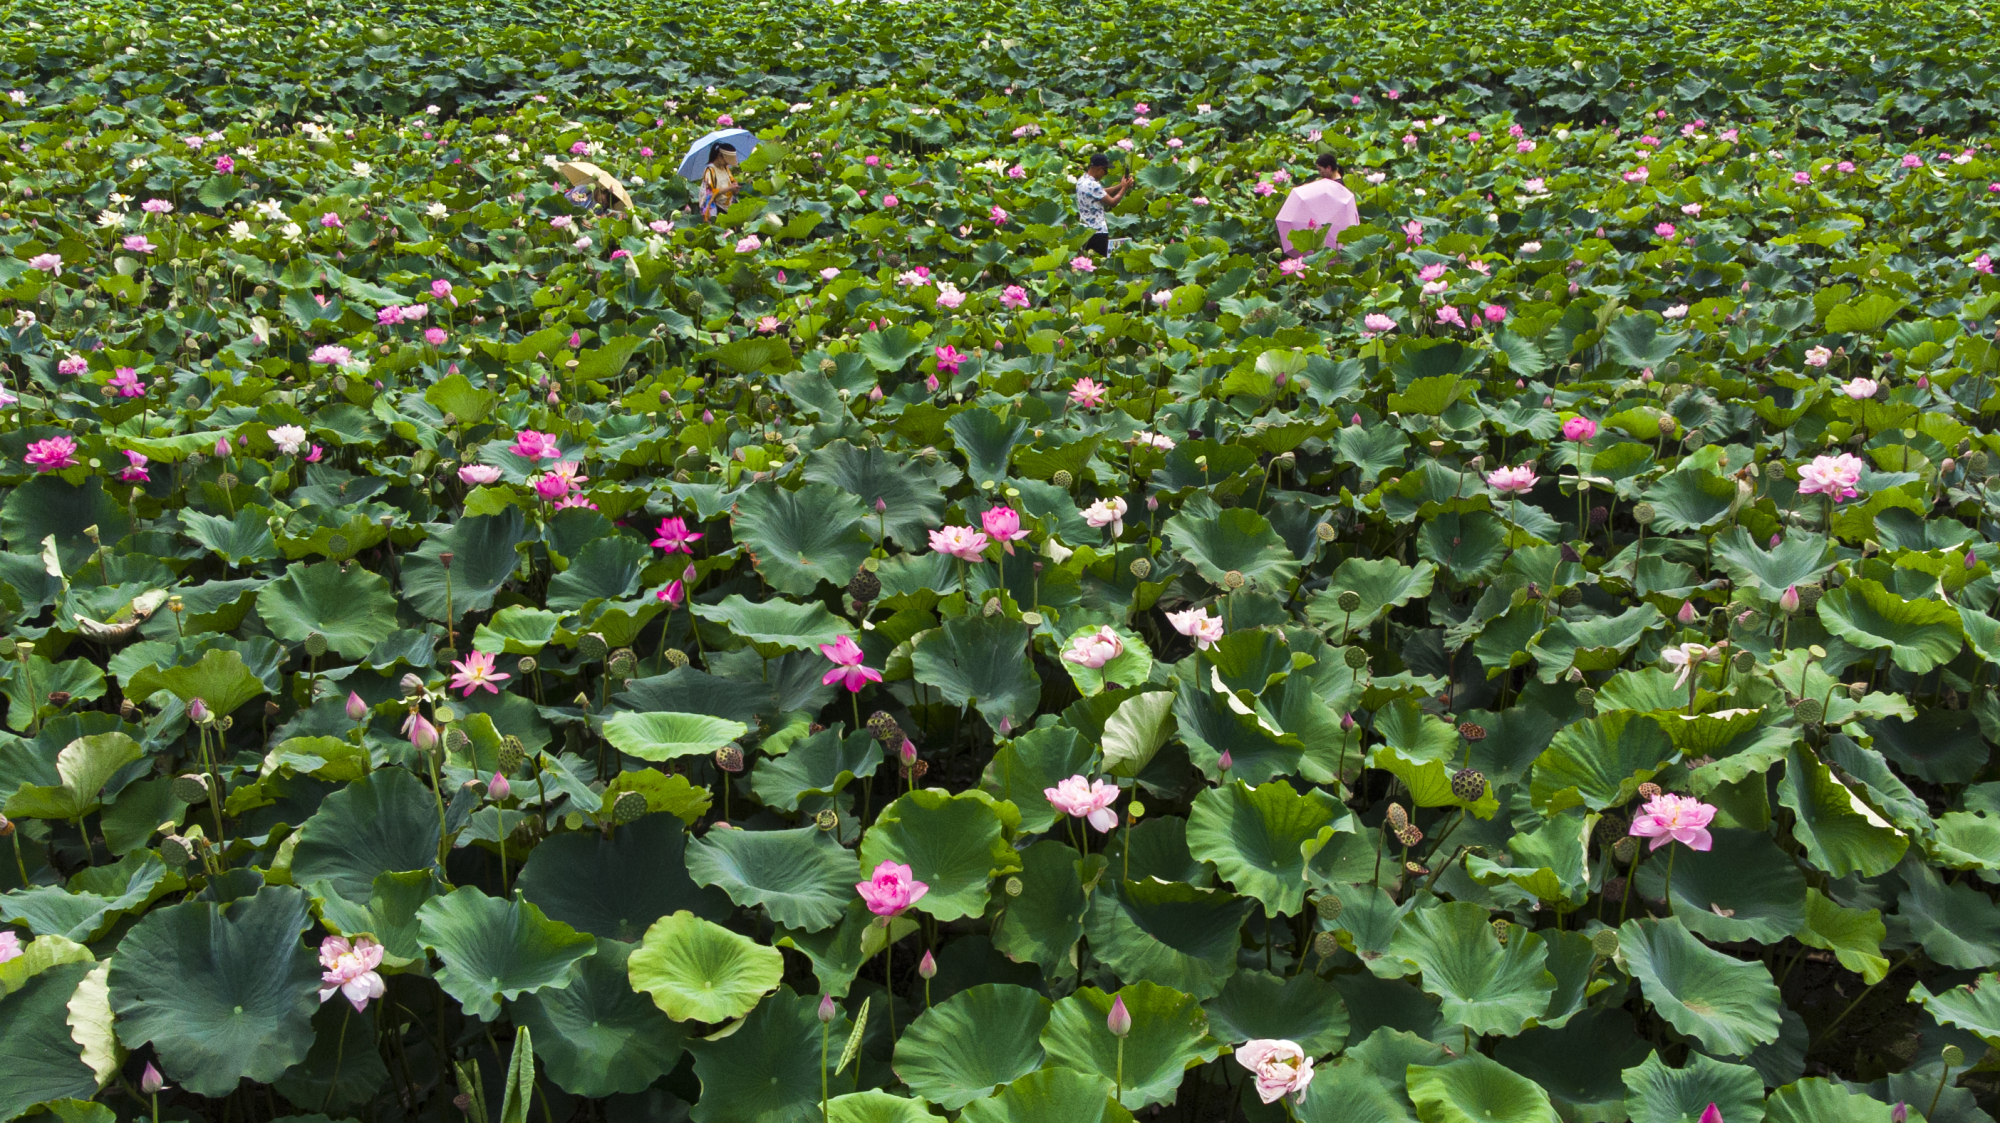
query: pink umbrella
[{"left": 1275, "top": 178, "right": 1359, "bottom": 256}]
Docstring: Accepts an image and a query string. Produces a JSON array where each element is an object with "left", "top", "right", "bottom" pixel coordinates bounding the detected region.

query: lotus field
[{"left": 8, "top": 0, "right": 2000, "bottom": 1120}]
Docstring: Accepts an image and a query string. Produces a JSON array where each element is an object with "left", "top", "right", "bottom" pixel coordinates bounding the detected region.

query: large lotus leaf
[
  {"left": 1818, "top": 578, "right": 1964, "bottom": 673},
  {"left": 1896, "top": 855, "right": 2000, "bottom": 970},
  {"left": 733, "top": 481, "right": 871, "bottom": 595},
  {"left": 858, "top": 789, "right": 1020, "bottom": 922},
  {"left": 1307, "top": 558, "right": 1438, "bottom": 635},
  {"left": 1185, "top": 779, "right": 1339, "bottom": 917},
  {"left": 752, "top": 726, "right": 882, "bottom": 812},
  {"left": 1388, "top": 901, "right": 1555, "bottom": 1037},
  {"left": 1775, "top": 746, "right": 1908, "bottom": 878},
  {"left": 1910, "top": 972, "right": 2000, "bottom": 1047},
  {"left": 1, "top": 475, "right": 129, "bottom": 567},
  {"left": 1408, "top": 1053, "right": 1560, "bottom": 1123},
  {"left": 911, "top": 614, "right": 1042, "bottom": 734},
  {"left": 958, "top": 1066, "right": 1136, "bottom": 1123},
  {"left": 1795, "top": 888, "right": 1890, "bottom": 983},
  {"left": 944, "top": 406, "right": 1029, "bottom": 486},
  {"left": 515, "top": 812, "right": 728, "bottom": 941},
  {"left": 991, "top": 841, "right": 1096, "bottom": 976},
  {"left": 1603, "top": 314, "right": 1690, "bottom": 369},
  {"left": 1100, "top": 690, "right": 1177, "bottom": 781},
  {"left": 1621, "top": 1049, "right": 1767, "bottom": 1123},
  {"left": 312, "top": 869, "right": 438, "bottom": 968},
  {"left": 773, "top": 897, "right": 917, "bottom": 1000},
  {"left": 2, "top": 852, "right": 181, "bottom": 941},
  {"left": 629, "top": 910, "right": 782, "bottom": 1023},
  {"left": 1417, "top": 510, "right": 1510, "bottom": 584},
  {"left": 1295, "top": 1055, "right": 1420, "bottom": 1123},
  {"left": 826, "top": 1092, "right": 940, "bottom": 1123},
  {"left": 1867, "top": 708, "right": 1987, "bottom": 785},
  {"left": 1165, "top": 506, "right": 1300, "bottom": 590},
  {"left": 1464, "top": 813, "right": 1591, "bottom": 908},
  {"left": 1640, "top": 467, "right": 1740, "bottom": 534},
  {"left": 1617, "top": 918, "right": 1782, "bottom": 1055},
  {"left": 0, "top": 959, "right": 99, "bottom": 1119},
  {"left": 686, "top": 824, "right": 854, "bottom": 932},
  {"left": 415, "top": 886, "right": 597, "bottom": 1022},
  {"left": 690, "top": 594, "right": 848, "bottom": 656},
  {"left": 272, "top": 998, "right": 389, "bottom": 1111},
  {"left": 1710, "top": 528, "right": 1832, "bottom": 599},
  {"left": 130, "top": 648, "right": 268, "bottom": 718},
  {"left": 1172, "top": 675, "right": 1303, "bottom": 785},
  {"left": 1528, "top": 605, "right": 1663, "bottom": 682},
  {"left": 980, "top": 726, "right": 1099, "bottom": 833},
  {"left": 397, "top": 508, "right": 530, "bottom": 621},
  {"left": 619, "top": 669, "right": 773, "bottom": 727},
  {"left": 600, "top": 711, "right": 748, "bottom": 762},
  {"left": 1, "top": 656, "right": 108, "bottom": 733},
  {"left": 512, "top": 939, "right": 687, "bottom": 1097},
  {"left": 1529, "top": 711, "right": 1676, "bottom": 814},
  {"left": 1040, "top": 982, "right": 1223, "bottom": 1111},
  {"left": 803, "top": 441, "right": 948, "bottom": 551},
  {"left": 1201, "top": 968, "right": 1349, "bottom": 1055},
  {"left": 1634, "top": 828, "right": 1807, "bottom": 943},
  {"left": 254, "top": 561, "right": 399, "bottom": 659},
  {"left": 546, "top": 535, "right": 651, "bottom": 610},
  {"left": 1491, "top": 1006, "right": 1647, "bottom": 1119},
  {"left": 685, "top": 988, "right": 829, "bottom": 1123},
  {"left": 1763, "top": 1079, "right": 1901, "bottom": 1123},
  {"left": 1083, "top": 878, "right": 1249, "bottom": 999},
  {"left": 107, "top": 886, "right": 320, "bottom": 1097},
  {"left": 893, "top": 982, "right": 1050, "bottom": 1108},
  {"left": 290, "top": 767, "right": 440, "bottom": 906},
  {"left": 3, "top": 732, "right": 141, "bottom": 821}
]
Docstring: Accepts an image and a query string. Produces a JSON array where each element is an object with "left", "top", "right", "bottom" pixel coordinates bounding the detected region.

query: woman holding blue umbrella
[{"left": 679, "top": 127, "right": 760, "bottom": 223}]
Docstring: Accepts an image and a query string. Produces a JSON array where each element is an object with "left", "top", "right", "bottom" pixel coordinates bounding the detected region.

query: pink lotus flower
[
  {"left": 1254, "top": 181, "right": 1276, "bottom": 197},
  {"left": 509, "top": 430, "right": 560, "bottom": 460},
  {"left": 1629, "top": 792, "right": 1716, "bottom": 852},
  {"left": 405, "top": 713, "right": 439, "bottom": 752},
  {"left": 716, "top": 114, "right": 734, "bottom": 127},
  {"left": 459, "top": 464, "right": 502, "bottom": 485},
  {"left": 657, "top": 579, "right": 685, "bottom": 606},
  {"left": 1804, "top": 346, "right": 1832, "bottom": 367},
  {"left": 1699, "top": 1106, "right": 1722, "bottom": 1123},
  {"left": 532, "top": 472, "right": 574, "bottom": 501},
  {"left": 1001, "top": 285, "right": 1031, "bottom": 310},
  {"left": 347, "top": 692, "right": 369, "bottom": 722},
  {"left": 28, "top": 252, "right": 62, "bottom": 275},
  {"left": 269, "top": 425, "right": 309, "bottom": 455},
  {"left": 1045, "top": 774, "right": 1121, "bottom": 831},
  {"left": 57, "top": 355, "right": 87, "bottom": 377},
  {"left": 1487, "top": 465, "right": 1538, "bottom": 494},
  {"left": 1792, "top": 171, "right": 1811, "bottom": 186},
  {"left": 449, "top": 650, "right": 512, "bottom": 697},
  {"left": 1083, "top": 496, "right": 1128, "bottom": 538},
  {"left": 319, "top": 212, "right": 344, "bottom": 228},
  {"left": 1279, "top": 258, "right": 1306, "bottom": 277},
  {"left": 1436, "top": 305, "right": 1465, "bottom": 328},
  {"left": 1061, "top": 628, "right": 1125, "bottom": 672},
  {"left": 0, "top": 930, "right": 20, "bottom": 964},
  {"left": 1623, "top": 166, "right": 1649, "bottom": 183},
  {"left": 1069, "top": 378, "right": 1108, "bottom": 408},
  {"left": 1363, "top": 313, "right": 1396, "bottom": 333},
  {"left": 25, "top": 436, "right": 77, "bottom": 472},
  {"left": 880, "top": 194, "right": 898, "bottom": 208},
  {"left": 431, "top": 278, "right": 456, "bottom": 304},
  {"left": 929, "top": 525, "right": 990, "bottom": 561},
  {"left": 318, "top": 935, "right": 387, "bottom": 1012},
  {"left": 1070, "top": 255, "right": 1095, "bottom": 273},
  {"left": 1798, "top": 452, "right": 1864, "bottom": 502},
  {"left": 1401, "top": 221, "right": 1424, "bottom": 245},
  {"left": 819, "top": 635, "right": 883, "bottom": 693},
  {"left": 1166, "top": 607, "right": 1224, "bottom": 650},
  {"left": 425, "top": 327, "right": 448, "bottom": 346},
  {"left": 141, "top": 199, "right": 173, "bottom": 214},
  {"left": 1482, "top": 304, "right": 1507, "bottom": 323},
  {"left": 1654, "top": 223, "right": 1676, "bottom": 240},
  {"left": 982, "top": 505, "right": 1029, "bottom": 552},
  {"left": 1237, "top": 1039, "right": 1315, "bottom": 1105},
  {"left": 118, "top": 450, "right": 150, "bottom": 483},
  {"left": 123, "top": 234, "right": 156, "bottom": 254},
  {"left": 819, "top": 267, "right": 841, "bottom": 280},
  {"left": 1562, "top": 416, "right": 1598, "bottom": 442},
  {"left": 215, "top": 154, "right": 235, "bottom": 174},
  {"left": 653, "top": 516, "right": 703, "bottom": 554},
  {"left": 857, "top": 860, "right": 928, "bottom": 916},
  {"left": 735, "top": 235, "right": 761, "bottom": 254},
  {"left": 309, "top": 344, "right": 352, "bottom": 366},
  {"left": 990, "top": 205, "right": 1009, "bottom": 225},
  {"left": 1842, "top": 377, "right": 1878, "bottom": 399}
]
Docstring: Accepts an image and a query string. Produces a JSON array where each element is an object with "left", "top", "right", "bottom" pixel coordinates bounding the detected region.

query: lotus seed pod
[
  {"left": 119, "top": 699, "right": 137, "bottom": 720},
  {"left": 1595, "top": 813, "right": 1628, "bottom": 844},
  {"left": 445, "top": 727, "right": 472, "bottom": 753},
  {"left": 847, "top": 568, "right": 881, "bottom": 605},
  {"left": 1405, "top": 860, "right": 1429, "bottom": 876},
  {"left": 1222, "top": 569, "right": 1246, "bottom": 589},
  {"left": 607, "top": 648, "right": 637, "bottom": 678},
  {"left": 982, "top": 597, "right": 1002, "bottom": 617},
  {"left": 1558, "top": 586, "right": 1583, "bottom": 608},
  {"left": 1943, "top": 1045, "right": 1966, "bottom": 1067},
  {"left": 497, "top": 736, "right": 526, "bottom": 774},
  {"left": 868, "top": 710, "right": 903, "bottom": 744},
  {"left": 1457, "top": 722, "right": 1487, "bottom": 742},
  {"left": 1005, "top": 876, "right": 1024, "bottom": 898},
  {"left": 1612, "top": 837, "right": 1636, "bottom": 863},
  {"left": 1336, "top": 590, "right": 1363, "bottom": 613},
  {"left": 516, "top": 656, "right": 538, "bottom": 675},
  {"left": 1575, "top": 686, "right": 1598, "bottom": 707},
  {"left": 160, "top": 835, "right": 195, "bottom": 870},
  {"left": 303, "top": 630, "right": 328, "bottom": 657},
  {"left": 1385, "top": 803, "right": 1409, "bottom": 830},
  {"left": 1849, "top": 682, "right": 1868, "bottom": 701},
  {"left": 1129, "top": 557, "right": 1153, "bottom": 579},
  {"left": 46, "top": 690, "right": 70, "bottom": 707},
  {"left": 815, "top": 808, "right": 840, "bottom": 831},
  {"left": 401, "top": 673, "right": 426, "bottom": 697},
  {"left": 216, "top": 472, "right": 238, "bottom": 491},
  {"left": 1051, "top": 469, "right": 1073, "bottom": 488},
  {"left": 1968, "top": 451, "right": 1990, "bottom": 475},
  {"left": 1492, "top": 919, "right": 1511, "bottom": 944},
  {"left": 1450, "top": 768, "right": 1487, "bottom": 802},
  {"left": 1796, "top": 584, "right": 1823, "bottom": 610},
  {"left": 1395, "top": 824, "right": 1424, "bottom": 847},
  {"left": 1590, "top": 929, "right": 1620, "bottom": 958},
  {"left": 1344, "top": 646, "right": 1369, "bottom": 670},
  {"left": 715, "top": 743, "right": 745, "bottom": 772},
  {"left": 1732, "top": 650, "right": 1755, "bottom": 673},
  {"left": 1314, "top": 522, "right": 1337, "bottom": 542},
  {"left": 612, "top": 790, "right": 649, "bottom": 824},
  {"left": 1632, "top": 502, "right": 1657, "bottom": 525},
  {"left": 1637, "top": 782, "right": 1663, "bottom": 801},
  {"left": 665, "top": 648, "right": 689, "bottom": 669},
  {"left": 326, "top": 534, "right": 350, "bottom": 558},
  {"left": 1313, "top": 931, "right": 1341, "bottom": 959},
  {"left": 172, "top": 773, "right": 211, "bottom": 804},
  {"left": 1316, "top": 894, "right": 1345, "bottom": 922},
  {"left": 578, "top": 632, "right": 609, "bottom": 662},
  {"left": 1793, "top": 697, "right": 1825, "bottom": 725}
]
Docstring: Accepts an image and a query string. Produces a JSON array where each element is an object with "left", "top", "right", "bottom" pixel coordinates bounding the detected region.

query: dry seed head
[
  {"left": 847, "top": 568, "right": 881, "bottom": 604},
  {"left": 1385, "top": 803, "right": 1409, "bottom": 830},
  {"left": 665, "top": 648, "right": 689, "bottom": 669},
  {"left": 1129, "top": 557, "right": 1152, "bottom": 579},
  {"left": 1395, "top": 824, "right": 1424, "bottom": 847},
  {"left": 715, "top": 743, "right": 745, "bottom": 772},
  {"left": 1636, "top": 782, "right": 1663, "bottom": 801},
  {"left": 1222, "top": 569, "right": 1246, "bottom": 589},
  {"left": 1450, "top": 768, "right": 1486, "bottom": 801},
  {"left": 1457, "top": 722, "right": 1487, "bottom": 742}
]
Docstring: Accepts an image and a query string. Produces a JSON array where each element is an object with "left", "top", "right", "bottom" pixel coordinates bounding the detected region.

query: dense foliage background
[{"left": 4, "top": 0, "right": 2000, "bottom": 1121}]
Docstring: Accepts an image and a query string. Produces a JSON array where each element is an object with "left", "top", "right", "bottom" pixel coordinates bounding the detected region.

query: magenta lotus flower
[
  {"left": 857, "top": 860, "right": 928, "bottom": 917},
  {"left": 532, "top": 471, "right": 574, "bottom": 501},
  {"left": 981, "top": 505, "right": 1029, "bottom": 553},
  {"left": 117, "top": 450, "right": 150, "bottom": 483},
  {"left": 318, "top": 935, "right": 387, "bottom": 1012},
  {"left": 58, "top": 356, "right": 85, "bottom": 377},
  {"left": 1699, "top": 1106, "right": 1722, "bottom": 1123},
  {"left": 1062, "top": 627, "right": 1125, "bottom": 671},
  {"left": 1045, "top": 774, "right": 1121, "bottom": 832},
  {"left": 405, "top": 713, "right": 439, "bottom": 753},
  {"left": 657, "top": 579, "right": 685, "bottom": 606},
  {"left": 24, "top": 436, "right": 78, "bottom": 473},
  {"left": 1069, "top": 378, "right": 1108, "bottom": 408},
  {"left": 1166, "top": 607, "right": 1225, "bottom": 650},
  {"left": 110, "top": 367, "right": 146, "bottom": 397},
  {"left": 1797, "top": 453, "right": 1863, "bottom": 502},
  {"left": 1629, "top": 792, "right": 1717, "bottom": 852},
  {"left": 459, "top": 464, "right": 502, "bottom": 486},
  {"left": 450, "top": 650, "right": 512, "bottom": 697},
  {"left": 1487, "top": 465, "right": 1538, "bottom": 494},
  {"left": 1562, "top": 416, "right": 1598, "bottom": 441},
  {"left": 652, "top": 516, "right": 704, "bottom": 554},
  {"left": 509, "top": 430, "right": 560, "bottom": 460},
  {"left": 1237, "top": 1039, "right": 1315, "bottom": 1105},
  {"left": 929, "top": 525, "right": 990, "bottom": 562},
  {"left": 934, "top": 345, "right": 966, "bottom": 376},
  {"left": 819, "top": 635, "right": 884, "bottom": 693}
]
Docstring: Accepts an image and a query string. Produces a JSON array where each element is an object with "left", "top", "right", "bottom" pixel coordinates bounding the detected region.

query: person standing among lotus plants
[
  {"left": 1076, "top": 152, "right": 1134, "bottom": 257},
  {"left": 698, "top": 142, "right": 741, "bottom": 223}
]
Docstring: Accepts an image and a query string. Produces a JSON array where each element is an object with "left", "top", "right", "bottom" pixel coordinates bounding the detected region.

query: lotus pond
[{"left": 4, "top": 0, "right": 2000, "bottom": 1121}]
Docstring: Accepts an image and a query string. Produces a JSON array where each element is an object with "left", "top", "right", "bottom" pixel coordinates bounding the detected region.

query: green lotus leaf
[
  {"left": 1639, "top": 466, "right": 1740, "bottom": 533},
  {"left": 690, "top": 594, "right": 848, "bottom": 656},
  {"left": 1537, "top": 928, "right": 1615, "bottom": 1027},
  {"left": 1604, "top": 314, "right": 1690, "bottom": 369},
  {"left": 1083, "top": 878, "right": 1249, "bottom": 999},
  {"left": 1418, "top": 510, "right": 1510, "bottom": 584},
  {"left": 686, "top": 824, "right": 855, "bottom": 932},
  {"left": 1185, "top": 779, "right": 1339, "bottom": 917},
  {"left": 1, "top": 475, "right": 130, "bottom": 567},
  {"left": 512, "top": 938, "right": 687, "bottom": 1097},
  {"left": 1529, "top": 711, "right": 1676, "bottom": 815},
  {"left": 1099, "top": 690, "right": 1176, "bottom": 781},
  {"left": 1172, "top": 674, "right": 1303, "bottom": 785},
  {"left": 1294, "top": 1054, "right": 1420, "bottom": 1123},
  {"left": 400, "top": 508, "right": 531, "bottom": 622},
  {"left": 546, "top": 535, "right": 651, "bottom": 610},
  {"left": 2, "top": 732, "right": 140, "bottom": 821},
  {"left": 1775, "top": 746, "right": 1908, "bottom": 878},
  {"left": 802, "top": 440, "right": 948, "bottom": 552},
  {"left": 107, "top": 886, "right": 320, "bottom": 1097},
  {"left": 1763, "top": 1078, "right": 1901, "bottom": 1123},
  {"left": 958, "top": 1066, "right": 1136, "bottom": 1123},
  {"left": 629, "top": 910, "right": 783, "bottom": 1023},
  {"left": 1866, "top": 708, "right": 1987, "bottom": 785},
  {"left": 980, "top": 726, "right": 1099, "bottom": 832},
  {"left": 1895, "top": 855, "right": 2000, "bottom": 970},
  {"left": 1490, "top": 1006, "right": 1647, "bottom": 1119},
  {"left": 415, "top": 886, "right": 597, "bottom": 1022},
  {"left": 1634, "top": 828, "right": 1807, "bottom": 943},
  {"left": 1710, "top": 527, "right": 1832, "bottom": 599},
  {"left": 1201, "top": 968, "right": 1349, "bottom": 1055},
  {"left": 311, "top": 868, "right": 438, "bottom": 968},
  {"left": 1528, "top": 605, "right": 1663, "bottom": 682},
  {"left": 1408, "top": 1053, "right": 1560, "bottom": 1123},
  {"left": 516, "top": 813, "right": 728, "bottom": 941},
  {"left": 1165, "top": 506, "right": 1300, "bottom": 590},
  {"left": 0, "top": 960, "right": 100, "bottom": 1119},
  {"left": 181, "top": 508, "right": 277, "bottom": 566},
  {"left": 858, "top": 789, "right": 1021, "bottom": 922},
  {"left": 734, "top": 481, "right": 871, "bottom": 596},
  {"left": 685, "top": 988, "right": 831, "bottom": 1123},
  {"left": 254, "top": 561, "right": 399, "bottom": 659},
  {"left": 1464, "top": 813, "right": 1591, "bottom": 907},
  {"left": 290, "top": 767, "right": 440, "bottom": 907},
  {"left": 1307, "top": 558, "right": 1438, "bottom": 635},
  {"left": 1040, "top": 982, "right": 1223, "bottom": 1111},
  {"left": 752, "top": 726, "right": 882, "bottom": 812},
  {"left": 1616, "top": 917, "right": 1782, "bottom": 1055},
  {"left": 991, "top": 841, "right": 1098, "bottom": 976},
  {"left": 2, "top": 656, "right": 108, "bottom": 733},
  {"left": 1909, "top": 972, "right": 2000, "bottom": 1047},
  {"left": 600, "top": 711, "right": 748, "bottom": 762},
  {"left": 1817, "top": 577, "right": 1964, "bottom": 674},
  {"left": 1388, "top": 901, "right": 1555, "bottom": 1038},
  {"left": 911, "top": 614, "right": 1042, "bottom": 735},
  {"left": 1929, "top": 810, "right": 2000, "bottom": 871},
  {"left": 826, "top": 1091, "right": 941, "bottom": 1123},
  {"left": 472, "top": 605, "right": 561, "bottom": 655},
  {"left": 126, "top": 648, "right": 268, "bottom": 719},
  {"left": 1795, "top": 888, "right": 1890, "bottom": 983},
  {"left": 774, "top": 897, "right": 918, "bottom": 1000},
  {"left": 1621, "top": 1049, "right": 1768, "bottom": 1123},
  {"left": 272, "top": 998, "right": 389, "bottom": 1111},
  {"left": 893, "top": 982, "right": 1050, "bottom": 1108},
  {"left": 945, "top": 407, "right": 1029, "bottom": 486}
]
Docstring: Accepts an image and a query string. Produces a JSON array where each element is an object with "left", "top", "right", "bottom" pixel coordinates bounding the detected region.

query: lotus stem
[{"left": 322, "top": 1002, "right": 352, "bottom": 1112}]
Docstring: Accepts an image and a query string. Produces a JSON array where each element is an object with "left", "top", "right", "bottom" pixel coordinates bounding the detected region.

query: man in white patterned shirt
[{"left": 1076, "top": 153, "right": 1133, "bottom": 256}]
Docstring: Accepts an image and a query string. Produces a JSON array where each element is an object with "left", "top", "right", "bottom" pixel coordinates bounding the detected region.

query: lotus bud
[
  {"left": 1336, "top": 590, "right": 1362, "bottom": 613},
  {"left": 1892, "top": 1105, "right": 1907, "bottom": 1123},
  {"left": 1849, "top": 682, "right": 1868, "bottom": 701},
  {"left": 1779, "top": 585, "right": 1801, "bottom": 614},
  {"left": 1591, "top": 929, "right": 1620, "bottom": 958},
  {"left": 578, "top": 632, "right": 608, "bottom": 662},
  {"left": 1943, "top": 1045, "right": 1965, "bottom": 1067},
  {"left": 819, "top": 994, "right": 839, "bottom": 1024},
  {"left": 346, "top": 691, "right": 368, "bottom": 722},
  {"left": 715, "top": 743, "right": 745, "bottom": 772},
  {"left": 1107, "top": 996, "right": 1132, "bottom": 1038},
  {"left": 612, "top": 790, "right": 649, "bottom": 824},
  {"left": 1943, "top": 457, "right": 1957, "bottom": 474},
  {"left": 408, "top": 714, "right": 440, "bottom": 753},
  {"left": 401, "top": 673, "right": 426, "bottom": 698},
  {"left": 1343, "top": 646, "right": 1369, "bottom": 671},
  {"left": 900, "top": 740, "right": 918, "bottom": 767},
  {"left": 1315, "top": 522, "right": 1337, "bottom": 542},
  {"left": 1051, "top": 469, "right": 1073, "bottom": 488},
  {"left": 187, "top": 697, "right": 211, "bottom": 723},
  {"left": 1968, "top": 551, "right": 1980, "bottom": 571},
  {"left": 1676, "top": 600, "right": 1698, "bottom": 625},
  {"left": 487, "top": 772, "right": 511, "bottom": 801},
  {"left": 1793, "top": 697, "right": 1825, "bottom": 726},
  {"left": 1218, "top": 749, "right": 1233, "bottom": 771},
  {"left": 141, "top": 1062, "right": 168, "bottom": 1095},
  {"left": 1129, "top": 557, "right": 1152, "bottom": 579},
  {"left": 918, "top": 950, "right": 937, "bottom": 980},
  {"left": 815, "top": 808, "right": 840, "bottom": 831},
  {"left": 172, "top": 773, "right": 211, "bottom": 804},
  {"left": 1340, "top": 712, "right": 1356, "bottom": 732}
]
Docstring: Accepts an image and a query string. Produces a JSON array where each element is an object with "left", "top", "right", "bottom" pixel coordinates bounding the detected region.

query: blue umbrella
[{"left": 678, "top": 129, "right": 760, "bottom": 181}]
